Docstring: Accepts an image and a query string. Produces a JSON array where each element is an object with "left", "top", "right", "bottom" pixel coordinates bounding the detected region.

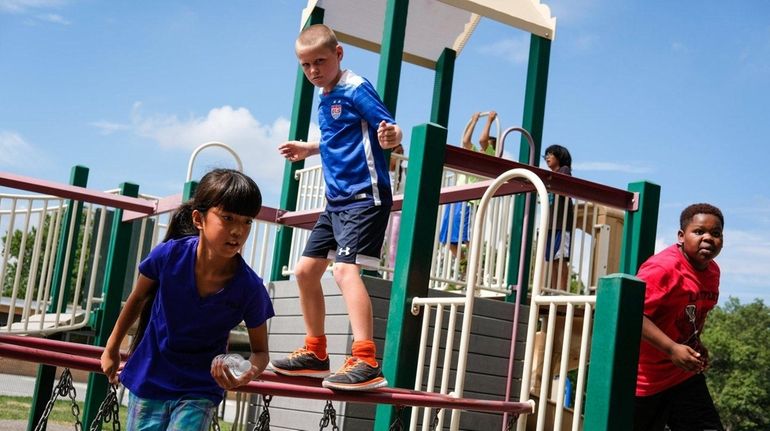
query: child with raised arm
[
  {"left": 273, "top": 24, "right": 401, "bottom": 390},
  {"left": 633, "top": 203, "right": 724, "bottom": 431},
  {"left": 100, "top": 169, "right": 274, "bottom": 430}
]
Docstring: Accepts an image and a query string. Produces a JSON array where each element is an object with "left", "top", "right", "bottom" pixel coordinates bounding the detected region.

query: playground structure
[{"left": 0, "top": 1, "right": 662, "bottom": 430}]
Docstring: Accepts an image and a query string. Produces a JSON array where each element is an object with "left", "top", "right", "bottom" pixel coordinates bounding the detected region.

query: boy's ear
[
  {"left": 677, "top": 229, "right": 685, "bottom": 244},
  {"left": 336, "top": 44, "right": 343, "bottom": 61}
]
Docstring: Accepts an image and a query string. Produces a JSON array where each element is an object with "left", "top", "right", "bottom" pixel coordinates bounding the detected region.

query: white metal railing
[{"left": 409, "top": 168, "right": 548, "bottom": 431}]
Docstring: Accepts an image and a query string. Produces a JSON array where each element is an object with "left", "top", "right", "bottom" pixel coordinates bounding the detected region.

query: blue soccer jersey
[
  {"left": 119, "top": 236, "right": 275, "bottom": 404},
  {"left": 318, "top": 70, "right": 394, "bottom": 211}
]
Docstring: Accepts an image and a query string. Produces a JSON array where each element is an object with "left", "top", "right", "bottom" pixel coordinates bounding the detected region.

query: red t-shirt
[{"left": 635, "top": 244, "right": 720, "bottom": 396}]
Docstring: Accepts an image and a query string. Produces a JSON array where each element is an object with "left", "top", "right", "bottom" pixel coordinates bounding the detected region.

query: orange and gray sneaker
[
  {"left": 269, "top": 347, "right": 330, "bottom": 378},
  {"left": 321, "top": 357, "right": 388, "bottom": 391}
]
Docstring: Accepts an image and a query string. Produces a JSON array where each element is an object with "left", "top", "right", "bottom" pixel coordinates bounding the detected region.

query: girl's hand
[
  {"left": 100, "top": 348, "right": 122, "bottom": 385},
  {"left": 210, "top": 357, "right": 260, "bottom": 391}
]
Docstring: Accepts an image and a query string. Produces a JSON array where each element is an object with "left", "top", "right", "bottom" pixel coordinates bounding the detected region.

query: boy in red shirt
[{"left": 634, "top": 203, "right": 724, "bottom": 430}]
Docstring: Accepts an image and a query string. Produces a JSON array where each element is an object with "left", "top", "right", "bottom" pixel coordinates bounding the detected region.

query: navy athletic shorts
[{"left": 302, "top": 205, "right": 391, "bottom": 268}]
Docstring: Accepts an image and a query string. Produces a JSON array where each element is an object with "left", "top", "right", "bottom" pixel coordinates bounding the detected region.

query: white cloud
[
  {"left": 126, "top": 104, "right": 321, "bottom": 190},
  {"left": 0, "top": 0, "right": 65, "bottom": 14},
  {"left": 671, "top": 41, "right": 687, "bottom": 53},
  {"left": 478, "top": 36, "right": 529, "bottom": 65},
  {"left": 37, "top": 12, "right": 68, "bottom": 24},
  {"left": 573, "top": 161, "right": 652, "bottom": 174},
  {"left": 90, "top": 121, "right": 130, "bottom": 135},
  {"left": 0, "top": 130, "right": 40, "bottom": 168}
]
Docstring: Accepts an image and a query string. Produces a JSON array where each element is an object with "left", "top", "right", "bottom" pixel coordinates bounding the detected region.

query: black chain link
[
  {"left": 211, "top": 413, "right": 221, "bottom": 431},
  {"left": 89, "top": 383, "right": 121, "bottom": 431},
  {"left": 35, "top": 368, "right": 83, "bottom": 431},
  {"left": 318, "top": 400, "right": 339, "bottom": 431},
  {"left": 430, "top": 408, "right": 441, "bottom": 430},
  {"left": 506, "top": 413, "right": 520, "bottom": 431},
  {"left": 388, "top": 406, "right": 405, "bottom": 431},
  {"left": 251, "top": 394, "right": 272, "bottom": 431}
]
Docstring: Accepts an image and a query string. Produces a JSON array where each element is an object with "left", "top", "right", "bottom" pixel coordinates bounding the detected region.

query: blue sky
[{"left": 1, "top": 0, "right": 769, "bottom": 304}]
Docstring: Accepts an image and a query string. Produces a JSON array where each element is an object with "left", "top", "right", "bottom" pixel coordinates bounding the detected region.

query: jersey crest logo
[{"left": 331, "top": 104, "right": 342, "bottom": 119}]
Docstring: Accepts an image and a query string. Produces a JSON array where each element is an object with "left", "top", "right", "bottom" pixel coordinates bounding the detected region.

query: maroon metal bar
[
  {"left": 0, "top": 171, "right": 155, "bottom": 214},
  {"left": 0, "top": 339, "right": 534, "bottom": 415},
  {"left": 443, "top": 146, "right": 636, "bottom": 211},
  {"left": 0, "top": 334, "right": 128, "bottom": 361}
]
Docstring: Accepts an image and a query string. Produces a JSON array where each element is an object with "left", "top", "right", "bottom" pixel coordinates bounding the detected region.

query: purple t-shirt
[{"left": 120, "top": 236, "right": 274, "bottom": 403}]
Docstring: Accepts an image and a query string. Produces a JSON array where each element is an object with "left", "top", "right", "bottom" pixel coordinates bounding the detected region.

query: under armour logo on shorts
[{"left": 338, "top": 246, "right": 351, "bottom": 256}]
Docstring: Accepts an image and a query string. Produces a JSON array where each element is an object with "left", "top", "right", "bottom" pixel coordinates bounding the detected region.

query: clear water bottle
[{"left": 213, "top": 354, "right": 251, "bottom": 378}]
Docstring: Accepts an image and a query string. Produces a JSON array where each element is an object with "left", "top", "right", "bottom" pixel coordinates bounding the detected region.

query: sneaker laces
[
  {"left": 334, "top": 357, "right": 359, "bottom": 374},
  {"left": 288, "top": 347, "right": 313, "bottom": 358}
]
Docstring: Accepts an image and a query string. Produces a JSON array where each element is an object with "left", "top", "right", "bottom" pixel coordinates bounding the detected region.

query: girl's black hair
[
  {"left": 544, "top": 144, "right": 572, "bottom": 168},
  {"left": 680, "top": 203, "right": 724, "bottom": 230},
  {"left": 129, "top": 169, "right": 261, "bottom": 354}
]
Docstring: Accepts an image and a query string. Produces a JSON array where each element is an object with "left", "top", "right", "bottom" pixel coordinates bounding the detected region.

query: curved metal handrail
[{"left": 186, "top": 141, "right": 243, "bottom": 182}]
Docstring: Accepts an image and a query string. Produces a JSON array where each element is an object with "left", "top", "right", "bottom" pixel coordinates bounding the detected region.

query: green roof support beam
[
  {"left": 507, "top": 35, "right": 551, "bottom": 303},
  {"left": 430, "top": 48, "right": 456, "bottom": 128},
  {"left": 28, "top": 165, "right": 89, "bottom": 431},
  {"left": 620, "top": 181, "right": 660, "bottom": 275},
  {"left": 584, "top": 274, "right": 645, "bottom": 430},
  {"left": 374, "top": 123, "right": 447, "bottom": 430},
  {"left": 376, "top": 0, "right": 408, "bottom": 115},
  {"left": 270, "top": 6, "right": 324, "bottom": 282},
  {"left": 82, "top": 181, "right": 140, "bottom": 428}
]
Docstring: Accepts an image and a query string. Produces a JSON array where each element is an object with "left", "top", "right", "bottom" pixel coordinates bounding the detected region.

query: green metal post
[
  {"left": 376, "top": 0, "right": 408, "bottom": 115},
  {"left": 620, "top": 181, "right": 661, "bottom": 275},
  {"left": 584, "top": 274, "right": 645, "bottom": 430},
  {"left": 506, "top": 35, "right": 551, "bottom": 303},
  {"left": 82, "top": 182, "right": 140, "bottom": 429},
  {"left": 269, "top": 7, "right": 323, "bottom": 282},
  {"left": 430, "top": 48, "right": 456, "bottom": 128},
  {"left": 27, "top": 165, "right": 89, "bottom": 431},
  {"left": 374, "top": 123, "right": 447, "bottom": 430}
]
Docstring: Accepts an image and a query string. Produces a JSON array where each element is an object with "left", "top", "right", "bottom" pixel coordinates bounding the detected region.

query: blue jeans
[{"left": 126, "top": 392, "right": 216, "bottom": 431}]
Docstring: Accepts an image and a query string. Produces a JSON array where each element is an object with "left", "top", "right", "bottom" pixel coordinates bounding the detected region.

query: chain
[
  {"left": 388, "top": 406, "right": 405, "bottom": 431},
  {"left": 89, "top": 383, "right": 121, "bottom": 431},
  {"left": 35, "top": 368, "right": 83, "bottom": 431},
  {"left": 318, "top": 400, "right": 339, "bottom": 431},
  {"left": 505, "top": 413, "right": 520, "bottom": 431},
  {"left": 211, "top": 413, "right": 222, "bottom": 431},
  {"left": 251, "top": 394, "right": 272, "bottom": 431},
  {"left": 430, "top": 408, "right": 441, "bottom": 430}
]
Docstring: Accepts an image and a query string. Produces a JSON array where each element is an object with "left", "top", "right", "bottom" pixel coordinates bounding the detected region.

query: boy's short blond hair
[{"left": 296, "top": 24, "right": 339, "bottom": 52}]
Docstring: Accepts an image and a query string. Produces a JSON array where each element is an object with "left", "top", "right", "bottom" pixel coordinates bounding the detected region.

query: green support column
[
  {"left": 506, "top": 35, "right": 551, "bottom": 303},
  {"left": 584, "top": 274, "right": 645, "bottom": 430},
  {"left": 27, "top": 165, "right": 89, "bottom": 431},
  {"left": 269, "top": 7, "right": 323, "bottom": 282},
  {"left": 82, "top": 182, "right": 140, "bottom": 429},
  {"left": 430, "top": 48, "right": 456, "bottom": 128},
  {"left": 374, "top": 123, "right": 446, "bottom": 430},
  {"left": 620, "top": 181, "right": 661, "bottom": 275},
  {"left": 376, "top": 0, "right": 408, "bottom": 115}
]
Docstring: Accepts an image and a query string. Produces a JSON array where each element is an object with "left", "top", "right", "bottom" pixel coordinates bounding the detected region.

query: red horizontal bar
[
  {"left": 0, "top": 171, "right": 155, "bottom": 214},
  {"left": 0, "top": 334, "right": 128, "bottom": 361},
  {"left": 0, "top": 339, "right": 533, "bottom": 415}
]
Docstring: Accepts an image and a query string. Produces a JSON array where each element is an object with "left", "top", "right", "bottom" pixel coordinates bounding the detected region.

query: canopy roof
[{"left": 301, "top": 0, "right": 556, "bottom": 69}]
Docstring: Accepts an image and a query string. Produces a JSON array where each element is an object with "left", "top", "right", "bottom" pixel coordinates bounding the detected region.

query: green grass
[{"left": 0, "top": 395, "right": 235, "bottom": 430}]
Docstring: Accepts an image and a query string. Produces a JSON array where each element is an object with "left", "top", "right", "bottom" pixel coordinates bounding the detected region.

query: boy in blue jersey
[{"left": 273, "top": 24, "right": 402, "bottom": 390}]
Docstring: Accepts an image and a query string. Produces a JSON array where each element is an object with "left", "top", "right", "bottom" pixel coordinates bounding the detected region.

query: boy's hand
[
  {"left": 279, "top": 140, "right": 318, "bottom": 162},
  {"left": 100, "top": 348, "right": 122, "bottom": 385},
  {"left": 488, "top": 110, "right": 497, "bottom": 121},
  {"left": 377, "top": 121, "right": 402, "bottom": 149},
  {"left": 669, "top": 343, "right": 706, "bottom": 373}
]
